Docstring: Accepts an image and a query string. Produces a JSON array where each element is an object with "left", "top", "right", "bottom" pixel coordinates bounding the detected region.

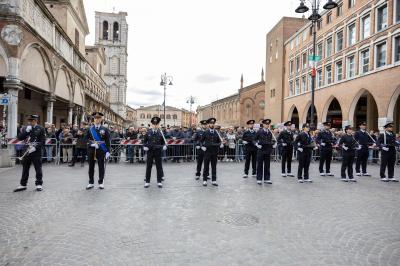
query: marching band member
[
  {"left": 354, "top": 122, "right": 374, "bottom": 176},
  {"left": 242, "top": 120, "right": 257, "bottom": 178},
  {"left": 143, "top": 117, "right": 167, "bottom": 188},
  {"left": 85, "top": 112, "right": 111, "bottom": 190},
  {"left": 255, "top": 119, "right": 276, "bottom": 185},
  {"left": 193, "top": 120, "right": 208, "bottom": 180},
  {"left": 377, "top": 122, "right": 399, "bottom": 182},
  {"left": 277, "top": 121, "right": 295, "bottom": 177},
  {"left": 295, "top": 123, "right": 314, "bottom": 183},
  {"left": 316, "top": 122, "right": 335, "bottom": 176},
  {"left": 14, "top": 115, "right": 46, "bottom": 192},
  {"left": 339, "top": 126, "right": 358, "bottom": 182},
  {"left": 200, "top": 118, "right": 223, "bottom": 186}
]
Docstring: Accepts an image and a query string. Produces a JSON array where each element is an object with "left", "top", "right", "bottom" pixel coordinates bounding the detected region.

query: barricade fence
[{"left": 3, "top": 138, "right": 400, "bottom": 166}]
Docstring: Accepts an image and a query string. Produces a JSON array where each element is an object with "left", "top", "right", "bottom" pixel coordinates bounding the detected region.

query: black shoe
[
  {"left": 195, "top": 176, "right": 200, "bottom": 180},
  {"left": 68, "top": 163, "right": 75, "bottom": 167},
  {"left": 13, "top": 186, "right": 27, "bottom": 192}
]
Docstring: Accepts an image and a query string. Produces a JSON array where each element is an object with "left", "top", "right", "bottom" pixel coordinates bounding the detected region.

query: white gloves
[
  {"left": 297, "top": 148, "right": 303, "bottom": 152},
  {"left": 105, "top": 152, "right": 110, "bottom": 159},
  {"left": 321, "top": 142, "right": 326, "bottom": 146},
  {"left": 90, "top": 143, "right": 99, "bottom": 149},
  {"left": 273, "top": 144, "right": 277, "bottom": 149},
  {"left": 342, "top": 146, "right": 348, "bottom": 151},
  {"left": 313, "top": 147, "right": 319, "bottom": 151},
  {"left": 382, "top": 147, "right": 389, "bottom": 151},
  {"left": 163, "top": 145, "right": 167, "bottom": 151},
  {"left": 356, "top": 145, "right": 362, "bottom": 150},
  {"left": 282, "top": 143, "right": 287, "bottom": 147},
  {"left": 196, "top": 146, "right": 200, "bottom": 149},
  {"left": 220, "top": 144, "right": 224, "bottom": 149},
  {"left": 173, "top": 137, "right": 177, "bottom": 140},
  {"left": 242, "top": 141, "right": 248, "bottom": 145},
  {"left": 201, "top": 146, "right": 207, "bottom": 151},
  {"left": 26, "top": 125, "right": 32, "bottom": 132},
  {"left": 143, "top": 147, "right": 149, "bottom": 151},
  {"left": 28, "top": 146, "right": 36, "bottom": 154},
  {"left": 256, "top": 144, "right": 262, "bottom": 149}
]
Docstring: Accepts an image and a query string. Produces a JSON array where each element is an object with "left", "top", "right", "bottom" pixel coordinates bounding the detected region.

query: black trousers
[
  {"left": 20, "top": 155, "right": 43, "bottom": 186},
  {"left": 88, "top": 149, "right": 105, "bottom": 184},
  {"left": 281, "top": 147, "right": 293, "bottom": 173},
  {"left": 355, "top": 148, "right": 368, "bottom": 173},
  {"left": 146, "top": 149, "right": 163, "bottom": 183},
  {"left": 256, "top": 152, "right": 271, "bottom": 181},
  {"left": 73, "top": 148, "right": 87, "bottom": 163},
  {"left": 203, "top": 151, "right": 217, "bottom": 181},
  {"left": 380, "top": 150, "right": 396, "bottom": 178},
  {"left": 196, "top": 148, "right": 204, "bottom": 177},
  {"left": 298, "top": 150, "right": 311, "bottom": 180},
  {"left": 319, "top": 148, "right": 332, "bottom": 173},
  {"left": 244, "top": 148, "right": 257, "bottom": 175},
  {"left": 341, "top": 153, "right": 355, "bottom": 178}
]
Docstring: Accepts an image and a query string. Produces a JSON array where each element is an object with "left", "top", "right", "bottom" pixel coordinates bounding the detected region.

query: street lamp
[
  {"left": 294, "top": 0, "right": 337, "bottom": 129},
  {"left": 160, "top": 73, "right": 173, "bottom": 127},
  {"left": 186, "top": 96, "right": 195, "bottom": 128}
]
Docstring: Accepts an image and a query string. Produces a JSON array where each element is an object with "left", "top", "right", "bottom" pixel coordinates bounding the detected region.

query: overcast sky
[{"left": 83, "top": 0, "right": 302, "bottom": 110}]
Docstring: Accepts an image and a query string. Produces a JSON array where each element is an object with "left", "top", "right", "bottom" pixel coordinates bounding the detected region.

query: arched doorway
[
  {"left": 353, "top": 91, "right": 378, "bottom": 130},
  {"left": 326, "top": 98, "right": 342, "bottom": 129},
  {"left": 392, "top": 95, "right": 400, "bottom": 132},
  {"left": 305, "top": 105, "right": 318, "bottom": 125},
  {"left": 290, "top": 107, "right": 300, "bottom": 128}
]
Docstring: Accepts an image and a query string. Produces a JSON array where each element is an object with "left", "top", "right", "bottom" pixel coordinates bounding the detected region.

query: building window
[
  {"left": 317, "top": 42, "right": 323, "bottom": 57},
  {"left": 335, "top": 61, "right": 343, "bottom": 81},
  {"left": 295, "top": 79, "right": 300, "bottom": 94},
  {"left": 296, "top": 56, "right": 300, "bottom": 72},
  {"left": 348, "top": 23, "right": 356, "bottom": 46},
  {"left": 376, "top": 41, "right": 387, "bottom": 68},
  {"left": 146, "top": 113, "right": 152, "bottom": 119},
  {"left": 396, "top": 0, "right": 400, "bottom": 23},
  {"left": 140, "top": 113, "right": 145, "bottom": 119},
  {"left": 348, "top": 0, "right": 355, "bottom": 8},
  {"left": 360, "top": 49, "right": 370, "bottom": 74},
  {"left": 302, "top": 53, "right": 307, "bottom": 69},
  {"left": 290, "top": 40, "right": 294, "bottom": 50},
  {"left": 103, "top": 21, "right": 109, "bottom": 40},
  {"left": 317, "top": 20, "right": 322, "bottom": 30},
  {"left": 376, "top": 4, "right": 388, "bottom": 32},
  {"left": 172, "top": 114, "right": 178, "bottom": 120},
  {"left": 326, "top": 37, "right": 333, "bottom": 57},
  {"left": 166, "top": 114, "right": 171, "bottom": 119},
  {"left": 259, "top": 101, "right": 265, "bottom": 110},
  {"left": 325, "top": 65, "right": 332, "bottom": 84},
  {"left": 289, "top": 81, "right": 294, "bottom": 96},
  {"left": 307, "top": 73, "right": 312, "bottom": 92},
  {"left": 317, "top": 69, "right": 323, "bottom": 87},
  {"left": 113, "top": 22, "right": 119, "bottom": 41},
  {"left": 289, "top": 60, "right": 294, "bottom": 75},
  {"left": 301, "top": 76, "right": 306, "bottom": 93},
  {"left": 336, "top": 30, "right": 343, "bottom": 52},
  {"left": 302, "top": 30, "right": 307, "bottom": 41},
  {"left": 347, "top": 55, "right": 355, "bottom": 78},
  {"left": 75, "top": 29, "right": 79, "bottom": 47},
  {"left": 361, "top": 15, "right": 370, "bottom": 40},
  {"left": 393, "top": 35, "right": 400, "bottom": 63},
  {"left": 327, "top": 13, "right": 332, "bottom": 24},
  {"left": 337, "top": 3, "right": 343, "bottom": 17},
  {"left": 296, "top": 35, "right": 300, "bottom": 46}
]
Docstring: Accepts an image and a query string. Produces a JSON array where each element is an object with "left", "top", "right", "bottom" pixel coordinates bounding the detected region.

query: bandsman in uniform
[
  {"left": 254, "top": 119, "right": 276, "bottom": 185},
  {"left": 277, "top": 121, "right": 295, "bottom": 177},
  {"left": 354, "top": 121, "right": 374, "bottom": 176},
  {"left": 339, "top": 125, "right": 358, "bottom": 182},
  {"left": 242, "top": 120, "right": 257, "bottom": 178},
  {"left": 193, "top": 120, "right": 208, "bottom": 180},
  {"left": 316, "top": 122, "right": 336, "bottom": 176},
  {"left": 295, "top": 123, "right": 314, "bottom": 183},
  {"left": 143, "top": 117, "right": 167, "bottom": 188},
  {"left": 200, "top": 118, "right": 223, "bottom": 186},
  {"left": 377, "top": 122, "right": 399, "bottom": 182},
  {"left": 14, "top": 115, "right": 46, "bottom": 192},
  {"left": 85, "top": 112, "right": 111, "bottom": 190}
]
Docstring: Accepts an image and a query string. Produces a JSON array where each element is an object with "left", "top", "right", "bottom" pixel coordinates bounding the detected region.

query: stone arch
[
  {"left": 254, "top": 90, "right": 264, "bottom": 100},
  {"left": 20, "top": 43, "right": 53, "bottom": 92},
  {"left": 321, "top": 96, "right": 343, "bottom": 127},
  {"left": 287, "top": 104, "right": 298, "bottom": 121},
  {"left": 387, "top": 85, "right": 400, "bottom": 121},
  {"left": 0, "top": 41, "right": 9, "bottom": 76},
  {"left": 54, "top": 66, "right": 72, "bottom": 101},
  {"left": 287, "top": 105, "right": 300, "bottom": 128},
  {"left": 348, "top": 88, "right": 378, "bottom": 128},
  {"left": 73, "top": 80, "right": 85, "bottom": 106},
  {"left": 301, "top": 101, "right": 318, "bottom": 125}
]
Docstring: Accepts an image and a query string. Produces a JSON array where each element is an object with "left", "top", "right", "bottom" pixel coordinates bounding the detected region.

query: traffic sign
[
  {"left": 0, "top": 96, "right": 9, "bottom": 105},
  {"left": 308, "top": 55, "right": 321, "bottom": 62}
]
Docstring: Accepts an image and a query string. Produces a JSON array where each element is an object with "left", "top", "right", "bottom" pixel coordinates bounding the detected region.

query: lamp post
[
  {"left": 186, "top": 96, "right": 195, "bottom": 128},
  {"left": 295, "top": 0, "right": 338, "bottom": 130},
  {"left": 160, "top": 73, "right": 173, "bottom": 127}
]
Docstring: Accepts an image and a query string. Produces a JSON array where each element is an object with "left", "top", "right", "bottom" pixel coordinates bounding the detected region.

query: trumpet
[{"left": 17, "top": 142, "right": 37, "bottom": 161}]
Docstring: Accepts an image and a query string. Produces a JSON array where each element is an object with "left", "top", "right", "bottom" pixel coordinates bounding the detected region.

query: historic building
[
  {"left": 136, "top": 105, "right": 183, "bottom": 127},
  {"left": 125, "top": 105, "right": 137, "bottom": 128},
  {"left": 95, "top": 11, "right": 128, "bottom": 118},
  {"left": 267, "top": 0, "right": 400, "bottom": 131},
  {"left": 196, "top": 104, "right": 212, "bottom": 123},
  {"left": 181, "top": 109, "right": 197, "bottom": 128},
  {"left": 239, "top": 71, "right": 266, "bottom": 125}
]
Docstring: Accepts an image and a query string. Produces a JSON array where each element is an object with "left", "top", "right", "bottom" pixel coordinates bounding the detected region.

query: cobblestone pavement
[{"left": 0, "top": 161, "right": 399, "bottom": 266}]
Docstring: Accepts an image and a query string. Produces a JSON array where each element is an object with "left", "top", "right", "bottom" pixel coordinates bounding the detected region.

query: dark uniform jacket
[
  {"left": 354, "top": 130, "right": 374, "bottom": 150},
  {"left": 339, "top": 134, "right": 358, "bottom": 155},
  {"left": 193, "top": 129, "right": 205, "bottom": 147},
  {"left": 377, "top": 131, "right": 398, "bottom": 152},
  {"left": 295, "top": 132, "right": 313, "bottom": 152},
  {"left": 255, "top": 128, "right": 275, "bottom": 154},
  {"left": 143, "top": 129, "right": 165, "bottom": 151},
  {"left": 200, "top": 129, "right": 221, "bottom": 153},
  {"left": 316, "top": 130, "right": 336, "bottom": 150},
  {"left": 277, "top": 130, "right": 294, "bottom": 149},
  {"left": 84, "top": 125, "right": 111, "bottom": 153},
  {"left": 242, "top": 129, "right": 257, "bottom": 151},
  {"left": 17, "top": 125, "right": 46, "bottom": 157}
]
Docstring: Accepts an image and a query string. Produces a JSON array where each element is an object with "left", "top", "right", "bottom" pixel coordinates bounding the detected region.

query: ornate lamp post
[{"left": 160, "top": 73, "right": 173, "bottom": 127}]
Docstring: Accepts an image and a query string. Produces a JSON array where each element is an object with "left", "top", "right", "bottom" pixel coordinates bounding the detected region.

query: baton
[{"left": 159, "top": 129, "right": 168, "bottom": 146}]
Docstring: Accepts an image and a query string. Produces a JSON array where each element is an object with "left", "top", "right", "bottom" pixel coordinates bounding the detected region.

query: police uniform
[
  {"left": 14, "top": 115, "right": 46, "bottom": 192},
  {"left": 144, "top": 117, "right": 167, "bottom": 188},
  {"left": 339, "top": 126, "right": 358, "bottom": 182},
  {"left": 85, "top": 112, "right": 111, "bottom": 190},
  {"left": 377, "top": 123, "right": 399, "bottom": 182},
  {"left": 194, "top": 120, "right": 207, "bottom": 179},
  {"left": 242, "top": 120, "right": 257, "bottom": 178},
  {"left": 255, "top": 119, "right": 275, "bottom": 184},
  {"left": 200, "top": 118, "right": 223, "bottom": 186},
  {"left": 295, "top": 123, "right": 314, "bottom": 183},
  {"left": 277, "top": 121, "right": 294, "bottom": 177},
  {"left": 354, "top": 122, "right": 374, "bottom": 176},
  {"left": 316, "top": 122, "right": 335, "bottom": 176}
]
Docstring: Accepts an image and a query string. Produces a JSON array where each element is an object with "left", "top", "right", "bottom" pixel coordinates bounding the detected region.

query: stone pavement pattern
[{"left": 0, "top": 162, "right": 399, "bottom": 266}]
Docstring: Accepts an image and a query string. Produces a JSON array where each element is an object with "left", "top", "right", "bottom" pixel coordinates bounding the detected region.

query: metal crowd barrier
[{"left": 6, "top": 138, "right": 58, "bottom": 163}]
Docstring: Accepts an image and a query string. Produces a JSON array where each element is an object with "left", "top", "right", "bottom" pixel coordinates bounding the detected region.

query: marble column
[
  {"left": 68, "top": 103, "right": 74, "bottom": 125},
  {"left": 46, "top": 94, "right": 56, "bottom": 124},
  {"left": 4, "top": 79, "right": 22, "bottom": 138}
]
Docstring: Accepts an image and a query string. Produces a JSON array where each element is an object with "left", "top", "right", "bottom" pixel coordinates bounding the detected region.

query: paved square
[{"left": 0, "top": 161, "right": 399, "bottom": 266}]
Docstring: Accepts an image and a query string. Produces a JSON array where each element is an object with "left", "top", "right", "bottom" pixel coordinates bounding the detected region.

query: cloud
[
  {"left": 195, "top": 73, "right": 230, "bottom": 84},
  {"left": 128, "top": 87, "right": 163, "bottom": 96}
]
